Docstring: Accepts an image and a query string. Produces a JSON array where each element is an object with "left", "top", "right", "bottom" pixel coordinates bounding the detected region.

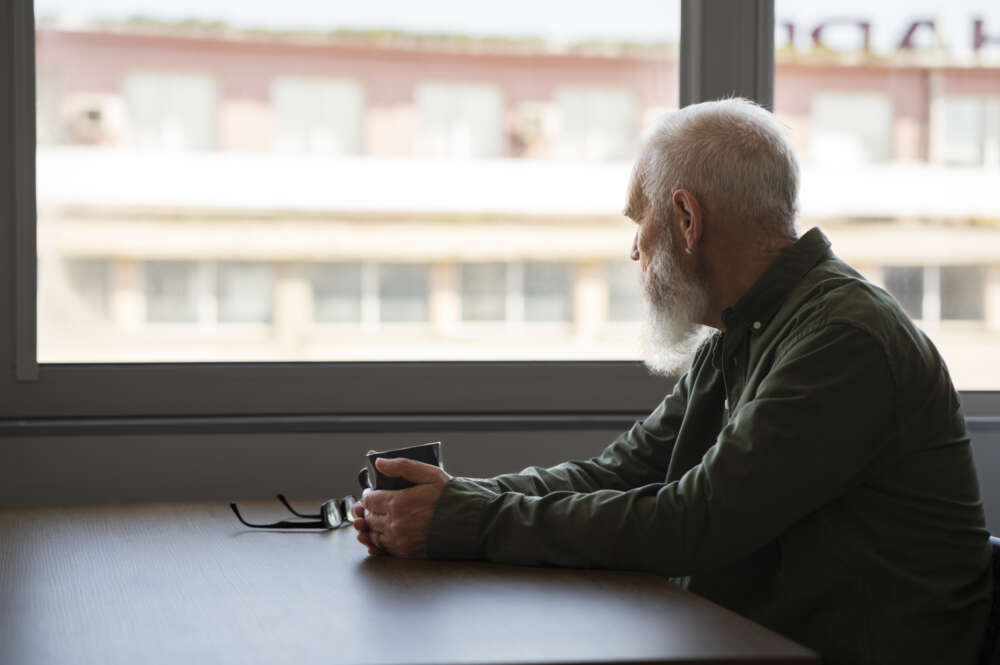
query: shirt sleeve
[
  {"left": 426, "top": 323, "right": 896, "bottom": 575},
  {"left": 461, "top": 373, "right": 692, "bottom": 497},
  {"left": 425, "top": 366, "right": 692, "bottom": 557}
]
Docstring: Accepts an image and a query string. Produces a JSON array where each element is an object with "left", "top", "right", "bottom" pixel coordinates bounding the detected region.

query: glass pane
[
  {"left": 34, "top": 1, "right": 679, "bottom": 361},
  {"left": 775, "top": 0, "right": 1000, "bottom": 389},
  {"left": 555, "top": 88, "right": 638, "bottom": 161},
  {"left": 415, "top": 84, "right": 504, "bottom": 159},
  {"left": 379, "top": 264, "right": 429, "bottom": 323},
  {"left": 941, "top": 265, "right": 985, "bottom": 321},
  {"left": 311, "top": 263, "right": 362, "bottom": 323},
  {"left": 884, "top": 266, "right": 923, "bottom": 320},
  {"left": 272, "top": 78, "right": 364, "bottom": 154},
  {"left": 145, "top": 261, "right": 198, "bottom": 323},
  {"left": 941, "top": 98, "right": 985, "bottom": 166},
  {"left": 460, "top": 263, "right": 507, "bottom": 322},
  {"left": 218, "top": 262, "right": 272, "bottom": 324},
  {"left": 811, "top": 93, "right": 892, "bottom": 165},
  {"left": 123, "top": 74, "right": 216, "bottom": 151},
  {"left": 65, "top": 258, "right": 111, "bottom": 319},
  {"left": 607, "top": 260, "right": 641, "bottom": 321},
  {"left": 524, "top": 262, "right": 572, "bottom": 322}
]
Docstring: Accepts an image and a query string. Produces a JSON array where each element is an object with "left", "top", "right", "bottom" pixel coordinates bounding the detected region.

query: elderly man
[{"left": 353, "top": 98, "right": 992, "bottom": 665}]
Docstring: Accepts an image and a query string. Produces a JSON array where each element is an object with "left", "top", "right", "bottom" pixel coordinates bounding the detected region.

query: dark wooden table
[{"left": 0, "top": 501, "right": 819, "bottom": 665}]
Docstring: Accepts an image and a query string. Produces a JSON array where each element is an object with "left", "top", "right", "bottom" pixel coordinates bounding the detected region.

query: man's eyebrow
[
  {"left": 622, "top": 194, "right": 642, "bottom": 220},
  {"left": 623, "top": 176, "right": 643, "bottom": 219}
]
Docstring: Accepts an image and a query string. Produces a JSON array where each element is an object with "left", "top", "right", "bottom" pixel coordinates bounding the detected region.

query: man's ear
[{"left": 672, "top": 189, "right": 703, "bottom": 254}]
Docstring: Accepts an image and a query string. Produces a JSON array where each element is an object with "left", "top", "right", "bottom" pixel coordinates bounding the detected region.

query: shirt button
[{"left": 752, "top": 321, "right": 762, "bottom": 331}]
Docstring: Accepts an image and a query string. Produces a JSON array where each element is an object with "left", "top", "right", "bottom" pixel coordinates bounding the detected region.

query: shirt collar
[{"left": 720, "top": 227, "right": 832, "bottom": 336}]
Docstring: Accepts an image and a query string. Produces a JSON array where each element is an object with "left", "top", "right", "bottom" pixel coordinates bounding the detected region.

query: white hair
[
  {"left": 631, "top": 97, "right": 799, "bottom": 237},
  {"left": 639, "top": 227, "right": 711, "bottom": 376}
]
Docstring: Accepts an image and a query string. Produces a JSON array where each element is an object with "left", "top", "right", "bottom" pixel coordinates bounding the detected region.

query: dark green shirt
[{"left": 426, "top": 227, "right": 991, "bottom": 665}]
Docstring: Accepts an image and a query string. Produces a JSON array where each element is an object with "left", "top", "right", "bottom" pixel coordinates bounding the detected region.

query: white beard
[{"left": 639, "top": 239, "right": 711, "bottom": 377}]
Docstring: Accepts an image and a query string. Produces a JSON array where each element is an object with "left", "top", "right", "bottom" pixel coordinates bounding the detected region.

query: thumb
[{"left": 375, "top": 457, "right": 443, "bottom": 484}]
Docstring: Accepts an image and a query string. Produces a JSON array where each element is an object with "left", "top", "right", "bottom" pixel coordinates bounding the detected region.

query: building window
[
  {"left": 555, "top": 88, "right": 637, "bottom": 161},
  {"left": 145, "top": 261, "right": 199, "bottom": 323},
  {"left": 272, "top": 77, "right": 364, "bottom": 154},
  {"left": 311, "top": 263, "right": 362, "bottom": 323},
  {"left": 123, "top": 73, "right": 216, "bottom": 151},
  {"left": 941, "top": 265, "right": 985, "bottom": 321},
  {"left": 415, "top": 83, "right": 504, "bottom": 159},
  {"left": 218, "top": 262, "right": 273, "bottom": 324},
  {"left": 883, "top": 265, "right": 985, "bottom": 323},
  {"left": 939, "top": 97, "right": 1000, "bottom": 167},
  {"left": 884, "top": 266, "right": 923, "bottom": 320},
  {"left": 524, "top": 262, "right": 572, "bottom": 322},
  {"left": 65, "top": 258, "right": 110, "bottom": 318},
  {"left": 460, "top": 263, "right": 507, "bottom": 322},
  {"left": 378, "top": 264, "right": 429, "bottom": 323},
  {"left": 811, "top": 93, "right": 892, "bottom": 164},
  {"left": 606, "top": 260, "right": 641, "bottom": 321}
]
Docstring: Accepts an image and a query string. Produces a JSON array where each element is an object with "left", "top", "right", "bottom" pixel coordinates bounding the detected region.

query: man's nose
[{"left": 630, "top": 232, "right": 640, "bottom": 261}]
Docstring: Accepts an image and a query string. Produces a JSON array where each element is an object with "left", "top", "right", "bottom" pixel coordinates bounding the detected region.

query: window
[
  {"left": 378, "top": 264, "right": 429, "bottom": 323},
  {"left": 884, "top": 266, "right": 923, "bottom": 320},
  {"left": 145, "top": 261, "right": 199, "bottom": 323},
  {"left": 63, "top": 258, "right": 111, "bottom": 319},
  {"left": 415, "top": 83, "right": 504, "bottom": 159},
  {"left": 460, "top": 263, "right": 507, "bottom": 322},
  {"left": 218, "top": 262, "right": 273, "bottom": 324},
  {"left": 882, "top": 265, "right": 987, "bottom": 325},
  {"left": 555, "top": 88, "right": 638, "bottom": 161},
  {"left": 607, "top": 260, "right": 641, "bottom": 321},
  {"left": 939, "top": 97, "right": 1000, "bottom": 167},
  {"left": 776, "top": 0, "right": 1000, "bottom": 388},
  {"left": 810, "top": 93, "right": 892, "bottom": 165},
  {"left": 941, "top": 265, "right": 985, "bottom": 322},
  {"left": 33, "top": 2, "right": 679, "bottom": 364},
  {"left": 13, "top": 0, "right": 996, "bottom": 431},
  {"left": 272, "top": 78, "right": 364, "bottom": 154},
  {"left": 123, "top": 73, "right": 216, "bottom": 151},
  {"left": 524, "top": 262, "right": 572, "bottom": 322},
  {"left": 311, "top": 263, "right": 362, "bottom": 323}
]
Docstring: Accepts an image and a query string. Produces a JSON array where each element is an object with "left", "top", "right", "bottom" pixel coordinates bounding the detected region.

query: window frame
[{"left": 4, "top": 0, "right": 997, "bottom": 434}]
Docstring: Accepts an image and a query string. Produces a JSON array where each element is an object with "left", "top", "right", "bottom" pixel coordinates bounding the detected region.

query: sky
[{"left": 34, "top": 0, "right": 1000, "bottom": 57}]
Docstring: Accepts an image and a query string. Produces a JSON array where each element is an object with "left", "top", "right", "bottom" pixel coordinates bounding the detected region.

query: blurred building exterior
[{"left": 34, "top": 20, "right": 1000, "bottom": 387}]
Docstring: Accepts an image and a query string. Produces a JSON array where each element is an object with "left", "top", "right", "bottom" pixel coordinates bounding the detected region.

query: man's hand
[{"left": 352, "top": 456, "right": 452, "bottom": 558}]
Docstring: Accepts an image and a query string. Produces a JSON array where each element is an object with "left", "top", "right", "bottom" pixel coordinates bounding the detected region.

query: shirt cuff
[{"left": 426, "top": 477, "right": 496, "bottom": 560}]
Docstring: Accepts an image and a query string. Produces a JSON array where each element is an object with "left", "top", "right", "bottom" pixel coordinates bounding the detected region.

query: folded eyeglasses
[{"left": 231, "top": 494, "right": 358, "bottom": 530}]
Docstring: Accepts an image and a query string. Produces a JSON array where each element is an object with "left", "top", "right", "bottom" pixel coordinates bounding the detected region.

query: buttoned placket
[{"left": 719, "top": 326, "right": 745, "bottom": 420}]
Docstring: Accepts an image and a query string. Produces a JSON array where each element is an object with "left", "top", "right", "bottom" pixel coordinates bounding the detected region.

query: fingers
[
  {"left": 352, "top": 515, "right": 368, "bottom": 532},
  {"left": 364, "top": 509, "right": 389, "bottom": 533},
  {"left": 362, "top": 488, "right": 393, "bottom": 514},
  {"left": 356, "top": 530, "right": 382, "bottom": 556},
  {"left": 374, "top": 457, "right": 446, "bottom": 485}
]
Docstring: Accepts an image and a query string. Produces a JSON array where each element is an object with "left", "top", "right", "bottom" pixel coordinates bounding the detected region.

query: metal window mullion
[
  {"left": 680, "top": 0, "right": 774, "bottom": 109},
  {"left": 11, "top": 0, "right": 37, "bottom": 381}
]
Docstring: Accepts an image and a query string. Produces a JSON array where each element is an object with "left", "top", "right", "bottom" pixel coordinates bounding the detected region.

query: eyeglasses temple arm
[
  {"left": 276, "top": 494, "right": 320, "bottom": 519},
  {"left": 230, "top": 503, "right": 326, "bottom": 529}
]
